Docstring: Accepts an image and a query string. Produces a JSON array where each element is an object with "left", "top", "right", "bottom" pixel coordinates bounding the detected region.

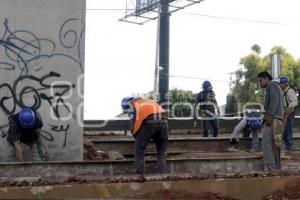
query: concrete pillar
[{"left": 0, "top": 0, "right": 85, "bottom": 161}]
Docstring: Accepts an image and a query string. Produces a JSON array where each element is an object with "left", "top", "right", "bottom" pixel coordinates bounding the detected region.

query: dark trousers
[
  {"left": 134, "top": 120, "right": 168, "bottom": 175},
  {"left": 283, "top": 113, "right": 295, "bottom": 151},
  {"left": 203, "top": 119, "right": 219, "bottom": 137}
]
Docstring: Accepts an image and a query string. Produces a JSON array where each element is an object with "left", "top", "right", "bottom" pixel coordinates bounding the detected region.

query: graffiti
[
  {"left": 0, "top": 123, "right": 9, "bottom": 138},
  {"left": 0, "top": 16, "right": 84, "bottom": 154},
  {"left": 0, "top": 72, "right": 75, "bottom": 117},
  {"left": 0, "top": 18, "right": 84, "bottom": 76},
  {"left": 40, "top": 129, "right": 55, "bottom": 142},
  {"left": 50, "top": 124, "right": 70, "bottom": 148}
]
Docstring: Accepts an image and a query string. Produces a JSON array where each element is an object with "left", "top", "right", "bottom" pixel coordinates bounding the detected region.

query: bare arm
[
  {"left": 14, "top": 140, "right": 23, "bottom": 162},
  {"left": 36, "top": 129, "right": 42, "bottom": 145}
]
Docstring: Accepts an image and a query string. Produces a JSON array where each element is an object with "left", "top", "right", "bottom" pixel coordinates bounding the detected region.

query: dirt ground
[
  {"left": 128, "top": 190, "right": 236, "bottom": 200},
  {"left": 263, "top": 180, "right": 300, "bottom": 200}
]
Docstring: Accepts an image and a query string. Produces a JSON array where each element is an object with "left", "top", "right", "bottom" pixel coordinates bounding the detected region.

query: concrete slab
[
  {"left": 87, "top": 135, "right": 300, "bottom": 155},
  {"left": 0, "top": 152, "right": 263, "bottom": 178}
]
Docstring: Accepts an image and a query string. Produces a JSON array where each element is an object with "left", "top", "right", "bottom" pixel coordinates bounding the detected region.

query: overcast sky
[{"left": 84, "top": 0, "right": 300, "bottom": 119}]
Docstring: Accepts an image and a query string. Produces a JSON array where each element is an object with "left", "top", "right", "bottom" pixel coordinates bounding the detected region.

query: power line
[
  {"left": 157, "top": 71, "right": 230, "bottom": 83},
  {"left": 86, "top": 8, "right": 133, "bottom": 11},
  {"left": 180, "top": 12, "right": 285, "bottom": 25},
  {"left": 86, "top": 8, "right": 285, "bottom": 25}
]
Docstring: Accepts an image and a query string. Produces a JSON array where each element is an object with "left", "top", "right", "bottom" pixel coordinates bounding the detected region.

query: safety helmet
[
  {"left": 121, "top": 97, "right": 135, "bottom": 110},
  {"left": 18, "top": 108, "right": 36, "bottom": 128},
  {"left": 279, "top": 76, "right": 289, "bottom": 84},
  {"left": 248, "top": 117, "right": 262, "bottom": 131},
  {"left": 202, "top": 81, "right": 212, "bottom": 91}
]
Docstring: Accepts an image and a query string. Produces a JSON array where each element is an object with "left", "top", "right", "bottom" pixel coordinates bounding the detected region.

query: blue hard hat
[
  {"left": 248, "top": 117, "right": 262, "bottom": 131},
  {"left": 202, "top": 81, "right": 212, "bottom": 90},
  {"left": 18, "top": 108, "right": 36, "bottom": 128},
  {"left": 121, "top": 97, "right": 134, "bottom": 110},
  {"left": 279, "top": 76, "right": 289, "bottom": 84}
]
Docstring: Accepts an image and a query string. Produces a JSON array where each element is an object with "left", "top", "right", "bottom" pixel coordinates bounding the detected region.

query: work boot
[
  {"left": 281, "top": 150, "right": 291, "bottom": 160},
  {"left": 248, "top": 148, "right": 259, "bottom": 153},
  {"left": 228, "top": 146, "right": 239, "bottom": 152}
]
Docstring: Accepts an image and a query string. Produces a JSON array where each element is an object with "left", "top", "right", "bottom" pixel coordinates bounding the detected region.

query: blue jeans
[
  {"left": 283, "top": 113, "right": 295, "bottom": 151},
  {"left": 250, "top": 130, "right": 259, "bottom": 151}
]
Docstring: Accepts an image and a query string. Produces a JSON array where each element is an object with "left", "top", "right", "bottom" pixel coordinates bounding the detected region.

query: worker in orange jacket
[{"left": 121, "top": 97, "right": 168, "bottom": 175}]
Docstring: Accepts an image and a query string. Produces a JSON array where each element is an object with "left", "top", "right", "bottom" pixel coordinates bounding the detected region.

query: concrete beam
[
  {"left": 83, "top": 118, "right": 300, "bottom": 132},
  {"left": 0, "top": 0, "right": 86, "bottom": 161},
  {"left": 0, "top": 154, "right": 263, "bottom": 178},
  {"left": 88, "top": 135, "right": 300, "bottom": 155}
]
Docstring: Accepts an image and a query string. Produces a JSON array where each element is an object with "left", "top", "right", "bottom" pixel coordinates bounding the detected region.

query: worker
[
  {"left": 193, "top": 80, "right": 220, "bottom": 137},
  {"left": 4, "top": 107, "right": 48, "bottom": 162},
  {"left": 258, "top": 71, "right": 283, "bottom": 171},
  {"left": 279, "top": 76, "right": 298, "bottom": 158},
  {"left": 230, "top": 110, "right": 263, "bottom": 152},
  {"left": 121, "top": 97, "right": 168, "bottom": 175}
]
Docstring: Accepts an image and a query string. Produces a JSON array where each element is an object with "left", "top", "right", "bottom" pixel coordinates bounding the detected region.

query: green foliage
[
  {"left": 225, "top": 94, "right": 238, "bottom": 116},
  {"left": 168, "top": 88, "right": 196, "bottom": 117},
  {"left": 229, "top": 45, "right": 300, "bottom": 112},
  {"left": 145, "top": 88, "right": 197, "bottom": 117},
  {"left": 251, "top": 44, "right": 261, "bottom": 55}
]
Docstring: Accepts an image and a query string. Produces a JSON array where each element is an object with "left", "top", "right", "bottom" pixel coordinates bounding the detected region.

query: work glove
[
  {"left": 284, "top": 107, "right": 294, "bottom": 116},
  {"left": 230, "top": 133, "right": 239, "bottom": 145},
  {"left": 193, "top": 120, "right": 197, "bottom": 128}
]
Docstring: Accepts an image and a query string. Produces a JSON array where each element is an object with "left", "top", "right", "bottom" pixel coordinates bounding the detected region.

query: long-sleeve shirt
[
  {"left": 194, "top": 90, "right": 219, "bottom": 116},
  {"left": 264, "top": 81, "right": 284, "bottom": 120},
  {"left": 283, "top": 86, "right": 298, "bottom": 108}
]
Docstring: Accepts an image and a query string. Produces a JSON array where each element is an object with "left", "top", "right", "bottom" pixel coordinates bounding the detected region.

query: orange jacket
[{"left": 131, "top": 98, "right": 165, "bottom": 134}]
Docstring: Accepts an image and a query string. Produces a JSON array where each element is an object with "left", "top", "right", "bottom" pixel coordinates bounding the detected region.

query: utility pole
[
  {"left": 271, "top": 52, "right": 281, "bottom": 81},
  {"left": 153, "top": 5, "right": 161, "bottom": 102},
  {"left": 120, "top": 0, "right": 204, "bottom": 110},
  {"left": 158, "top": 0, "right": 170, "bottom": 110}
]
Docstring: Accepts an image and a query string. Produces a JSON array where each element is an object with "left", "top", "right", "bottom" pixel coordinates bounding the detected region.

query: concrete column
[{"left": 0, "top": 0, "right": 86, "bottom": 161}]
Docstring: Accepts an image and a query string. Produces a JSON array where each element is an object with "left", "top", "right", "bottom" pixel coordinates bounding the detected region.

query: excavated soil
[
  {"left": 128, "top": 190, "right": 236, "bottom": 200},
  {"left": 263, "top": 180, "right": 300, "bottom": 200},
  {"left": 83, "top": 139, "right": 106, "bottom": 160}
]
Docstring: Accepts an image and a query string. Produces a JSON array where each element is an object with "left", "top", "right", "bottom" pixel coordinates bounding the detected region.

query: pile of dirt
[
  {"left": 263, "top": 186, "right": 300, "bottom": 200},
  {"left": 83, "top": 139, "right": 105, "bottom": 160},
  {"left": 128, "top": 190, "right": 236, "bottom": 200},
  {"left": 83, "top": 139, "right": 125, "bottom": 161}
]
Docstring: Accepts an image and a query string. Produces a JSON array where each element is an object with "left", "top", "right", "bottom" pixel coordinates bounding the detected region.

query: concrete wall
[{"left": 0, "top": 0, "right": 85, "bottom": 161}]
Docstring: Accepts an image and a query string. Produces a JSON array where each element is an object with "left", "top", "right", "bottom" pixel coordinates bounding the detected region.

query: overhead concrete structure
[{"left": 0, "top": 0, "right": 85, "bottom": 161}]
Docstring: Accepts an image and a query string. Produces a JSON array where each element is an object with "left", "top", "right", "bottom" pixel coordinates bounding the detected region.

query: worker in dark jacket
[
  {"left": 4, "top": 108, "right": 48, "bottom": 162},
  {"left": 258, "top": 71, "right": 284, "bottom": 171},
  {"left": 121, "top": 97, "right": 168, "bottom": 175},
  {"left": 193, "top": 81, "right": 220, "bottom": 137}
]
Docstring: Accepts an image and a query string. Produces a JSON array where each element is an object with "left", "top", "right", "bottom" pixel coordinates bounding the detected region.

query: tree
[
  {"left": 225, "top": 94, "right": 238, "bottom": 116},
  {"left": 251, "top": 44, "right": 261, "bottom": 55},
  {"left": 168, "top": 88, "right": 196, "bottom": 118},
  {"left": 145, "top": 88, "right": 197, "bottom": 118},
  {"left": 229, "top": 45, "right": 300, "bottom": 114}
]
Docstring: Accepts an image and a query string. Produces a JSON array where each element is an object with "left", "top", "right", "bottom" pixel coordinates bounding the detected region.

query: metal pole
[
  {"left": 158, "top": 0, "right": 170, "bottom": 111},
  {"left": 271, "top": 53, "right": 281, "bottom": 81},
  {"left": 153, "top": 5, "right": 161, "bottom": 102}
]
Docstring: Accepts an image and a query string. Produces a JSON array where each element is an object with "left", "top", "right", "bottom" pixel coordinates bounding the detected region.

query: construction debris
[
  {"left": 83, "top": 139, "right": 125, "bottom": 160},
  {"left": 83, "top": 139, "right": 105, "bottom": 160}
]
